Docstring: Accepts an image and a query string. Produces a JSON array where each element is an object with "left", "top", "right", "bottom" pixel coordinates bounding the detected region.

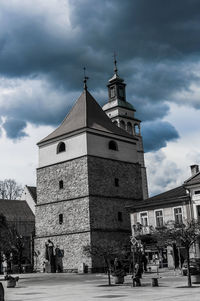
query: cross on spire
[
  {"left": 113, "top": 52, "right": 118, "bottom": 75},
  {"left": 83, "top": 67, "right": 89, "bottom": 90}
]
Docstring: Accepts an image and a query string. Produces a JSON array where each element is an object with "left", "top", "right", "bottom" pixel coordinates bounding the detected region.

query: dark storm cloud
[
  {"left": 0, "top": 0, "right": 200, "bottom": 149},
  {"left": 3, "top": 118, "right": 27, "bottom": 139},
  {"left": 142, "top": 120, "right": 179, "bottom": 152}
]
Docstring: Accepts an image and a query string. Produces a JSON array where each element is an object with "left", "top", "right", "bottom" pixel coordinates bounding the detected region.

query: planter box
[
  {"left": 191, "top": 274, "right": 200, "bottom": 283},
  {"left": 7, "top": 279, "right": 16, "bottom": 288},
  {"left": 114, "top": 276, "right": 124, "bottom": 284}
]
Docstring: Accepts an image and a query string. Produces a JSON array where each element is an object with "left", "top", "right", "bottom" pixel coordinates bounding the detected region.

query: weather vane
[
  {"left": 83, "top": 67, "right": 89, "bottom": 90},
  {"left": 113, "top": 52, "right": 118, "bottom": 75}
]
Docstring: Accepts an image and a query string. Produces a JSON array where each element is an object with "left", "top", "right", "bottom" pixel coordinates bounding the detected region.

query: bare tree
[
  {"left": 0, "top": 214, "right": 25, "bottom": 273},
  {"left": 0, "top": 179, "right": 22, "bottom": 200},
  {"left": 83, "top": 241, "right": 130, "bottom": 286}
]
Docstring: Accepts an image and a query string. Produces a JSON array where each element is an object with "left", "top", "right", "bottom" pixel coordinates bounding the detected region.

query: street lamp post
[{"left": 130, "top": 236, "right": 138, "bottom": 287}]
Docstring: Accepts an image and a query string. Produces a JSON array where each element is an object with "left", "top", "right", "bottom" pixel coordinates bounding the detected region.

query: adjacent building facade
[
  {"left": 21, "top": 185, "right": 37, "bottom": 214},
  {"left": 34, "top": 67, "right": 148, "bottom": 272},
  {"left": 129, "top": 165, "right": 200, "bottom": 269}
]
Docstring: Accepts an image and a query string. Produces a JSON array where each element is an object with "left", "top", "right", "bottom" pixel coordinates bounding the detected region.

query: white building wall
[
  {"left": 21, "top": 186, "right": 36, "bottom": 214},
  {"left": 39, "top": 131, "right": 139, "bottom": 169},
  {"left": 131, "top": 204, "right": 188, "bottom": 234},
  {"left": 38, "top": 132, "right": 87, "bottom": 168},
  {"left": 87, "top": 132, "right": 138, "bottom": 163}
]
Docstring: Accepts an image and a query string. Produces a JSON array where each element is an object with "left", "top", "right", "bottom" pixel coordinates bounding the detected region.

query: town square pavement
[{"left": 1, "top": 270, "right": 200, "bottom": 301}]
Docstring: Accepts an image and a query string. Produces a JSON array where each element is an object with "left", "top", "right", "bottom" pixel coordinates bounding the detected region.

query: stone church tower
[{"left": 34, "top": 71, "right": 146, "bottom": 272}]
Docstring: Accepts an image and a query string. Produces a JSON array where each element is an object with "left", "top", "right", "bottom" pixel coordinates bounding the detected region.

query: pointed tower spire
[
  {"left": 83, "top": 67, "right": 89, "bottom": 90},
  {"left": 113, "top": 52, "right": 118, "bottom": 75}
]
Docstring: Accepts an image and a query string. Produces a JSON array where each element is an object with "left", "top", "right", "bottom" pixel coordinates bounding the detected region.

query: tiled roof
[
  {"left": 128, "top": 186, "right": 189, "bottom": 211},
  {"left": 26, "top": 186, "right": 37, "bottom": 203},
  {"left": 184, "top": 172, "right": 200, "bottom": 186},
  {"left": 38, "top": 89, "right": 134, "bottom": 144},
  {"left": 0, "top": 199, "right": 35, "bottom": 222}
]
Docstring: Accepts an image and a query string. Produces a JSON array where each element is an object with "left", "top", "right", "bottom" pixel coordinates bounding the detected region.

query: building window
[
  {"left": 59, "top": 214, "right": 63, "bottom": 224},
  {"left": 59, "top": 180, "right": 63, "bottom": 189},
  {"left": 140, "top": 212, "right": 148, "bottom": 227},
  {"left": 194, "top": 190, "right": 200, "bottom": 195},
  {"left": 127, "top": 122, "right": 133, "bottom": 135},
  {"left": 57, "top": 142, "right": 66, "bottom": 153},
  {"left": 134, "top": 124, "right": 140, "bottom": 135},
  {"left": 118, "top": 212, "right": 123, "bottom": 222},
  {"left": 174, "top": 207, "right": 183, "bottom": 224},
  {"left": 108, "top": 140, "right": 118, "bottom": 151},
  {"left": 110, "top": 86, "right": 115, "bottom": 98},
  {"left": 120, "top": 120, "right": 125, "bottom": 130},
  {"left": 155, "top": 210, "right": 163, "bottom": 227},
  {"left": 118, "top": 86, "right": 124, "bottom": 98},
  {"left": 114, "top": 178, "right": 119, "bottom": 187}
]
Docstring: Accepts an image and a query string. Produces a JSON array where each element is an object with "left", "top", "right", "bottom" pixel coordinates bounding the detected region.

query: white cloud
[
  {"left": 0, "top": 123, "right": 54, "bottom": 186},
  {"left": 145, "top": 102, "right": 200, "bottom": 196}
]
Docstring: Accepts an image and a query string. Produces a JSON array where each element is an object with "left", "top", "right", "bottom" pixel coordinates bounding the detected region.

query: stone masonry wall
[
  {"left": 87, "top": 156, "right": 142, "bottom": 200},
  {"left": 35, "top": 197, "right": 90, "bottom": 237},
  {"left": 89, "top": 196, "right": 131, "bottom": 231},
  {"left": 37, "top": 156, "right": 89, "bottom": 205},
  {"left": 34, "top": 232, "right": 92, "bottom": 272}
]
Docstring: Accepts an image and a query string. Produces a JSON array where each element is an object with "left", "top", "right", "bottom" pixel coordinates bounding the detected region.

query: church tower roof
[{"left": 38, "top": 88, "right": 133, "bottom": 145}]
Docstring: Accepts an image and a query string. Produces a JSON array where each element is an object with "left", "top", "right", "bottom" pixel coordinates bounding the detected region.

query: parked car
[{"left": 182, "top": 258, "right": 200, "bottom": 276}]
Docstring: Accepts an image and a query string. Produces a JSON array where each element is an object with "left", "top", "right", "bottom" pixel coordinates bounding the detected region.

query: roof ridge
[
  {"left": 184, "top": 171, "right": 200, "bottom": 183},
  {"left": 146, "top": 185, "right": 185, "bottom": 201}
]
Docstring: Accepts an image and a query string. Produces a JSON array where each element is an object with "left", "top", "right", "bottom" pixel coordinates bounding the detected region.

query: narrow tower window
[
  {"left": 108, "top": 140, "right": 118, "bottom": 151},
  {"left": 118, "top": 212, "right": 123, "bottom": 222},
  {"left": 118, "top": 86, "right": 124, "bottom": 98},
  {"left": 110, "top": 86, "right": 115, "bottom": 98},
  {"left": 57, "top": 142, "right": 66, "bottom": 153},
  {"left": 59, "top": 214, "right": 63, "bottom": 225},
  {"left": 115, "top": 178, "right": 119, "bottom": 187},
  {"left": 59, "top": 180, "right": 63, "bottom": 189}
]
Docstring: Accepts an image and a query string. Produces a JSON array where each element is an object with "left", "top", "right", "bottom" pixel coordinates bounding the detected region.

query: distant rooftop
[
  {"left": 0, "top": 199, "right": 35, "bottom": 222},
  {"left": 127, "top": 185, "right": 189, "bottom": 212},
  {"left": 26, "top": 186, "right": 37, "bottom": 203}
]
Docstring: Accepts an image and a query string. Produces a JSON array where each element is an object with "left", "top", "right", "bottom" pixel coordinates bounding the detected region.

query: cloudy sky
[{"left": 0, "top": 0, "right": 200, "bottom": 196}]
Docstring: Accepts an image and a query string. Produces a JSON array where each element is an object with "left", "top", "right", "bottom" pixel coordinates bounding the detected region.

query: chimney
[{"left": 190, "top": 165, "right": 199, "bottom": 176}]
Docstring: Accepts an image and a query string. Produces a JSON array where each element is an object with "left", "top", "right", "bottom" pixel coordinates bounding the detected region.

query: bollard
[
  {"left": 0, "top": 282, "right": 5, "bottom": 301},
  {"left": 152, "top": 278, "right": 158, "bottom": 287}
]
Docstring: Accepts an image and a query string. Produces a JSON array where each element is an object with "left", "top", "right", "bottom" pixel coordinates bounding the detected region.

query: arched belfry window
[
  {"left": 57, "top": 142, "right": 66, "bottom": 154},
  {"left": 127, "top": 122, "right": 133, "bottom": 135},
  {"left": 134, "top": 124, "right": 140, "bottom": 135},
  {"left": 120, "top": 120, "right": 125, "bottom": 130},
  {"left": 108, "top": 140, "right": 118, "bottom": 151}
]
